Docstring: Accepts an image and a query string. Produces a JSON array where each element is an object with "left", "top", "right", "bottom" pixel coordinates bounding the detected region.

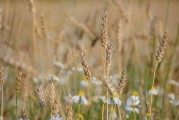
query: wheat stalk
[
  {"left": 113, "top": 0, "right": 128, "bottom": 23},
  {"left": 117, "top": 19, "right": 123, "bottom": 71},
  {"left": 100, "top": 9, "right": 110, "bottom": 119},
  {"left": 0, "top": 8, "right": 2, "bottom": 31},
  {"left": 0, "top": 63, "right": 4, "bottom": 120},
  {"left": 69, "top": 16, "right": 95, "bottom": 38},
  {"left": 150, "top": 32, "right": 168, "bottom": 118},
  {"left": 28, "top": 0, "right": 37, "bottom": 65},
  {"left": 103, "top": 43, "right": 119, "bottom": 95},
  {"left": 0, "top": 55, "right": 36, "bottom": 75},
  {"left": 146, "top": 0, "right": 152, "bottom": 21}
]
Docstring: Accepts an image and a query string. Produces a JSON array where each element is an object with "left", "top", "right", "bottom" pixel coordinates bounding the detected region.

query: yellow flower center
[
  {"left": 132, "top": 91, "right": 138, "bottom": 96},
  {"left": 77, "top": 113, "right": 84, "bottom": 119},
  {"left": 83, "top": 76, "right": 88, "bottom": 81},
  {"left": 150, "top": 86, "right": 156, "bottom": 90},
  {"left": 78, "top": 91, "right": 85, "bottom": 96},
  {"left": 112, "top": 94, "right": 119, "bottom": 98},
  {"left": 118, "top": 72, "right": 122, "bottom": 77},
  {"left": 111, "top": 107, "right": 116, "bottom": 112},
  {"left": 145, "top": 113, "right": 151, "bottom": 117},
  {"left": 77, "top": 64, "right": 81, "bottom": 69},
  {"left": 131, "top": 103, "right": 137, "bottom": 108}
]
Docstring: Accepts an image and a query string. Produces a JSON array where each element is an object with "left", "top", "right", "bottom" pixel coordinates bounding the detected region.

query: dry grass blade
[
  {"left": 0, "top": 63, "right": 4, "bottom": 119},
  {"left": 0, "top": 63, "right": 4, "bottom": 85},
  {"left": 0, "top": 8, "right": 2, "bottom": 31}
]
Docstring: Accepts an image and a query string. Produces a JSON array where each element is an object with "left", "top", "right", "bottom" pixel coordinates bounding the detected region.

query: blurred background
[{"left": 0, "top": 0, "right": 179, "bottom": 119}]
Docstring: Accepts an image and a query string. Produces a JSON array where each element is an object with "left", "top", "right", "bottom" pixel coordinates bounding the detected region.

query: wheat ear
[
  {"left": 117, "top": 68, "right": 127, "bottom": 95},
  {"left": 81, "top": 52, "right": 91, "bottom": 80},
  {"left": 66, "top": 105, "right": 73, "bottom": 120}
]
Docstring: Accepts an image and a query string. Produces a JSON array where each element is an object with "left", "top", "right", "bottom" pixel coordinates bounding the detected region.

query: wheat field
[{"left": 0, "top": 0, "right": 179, "bottom": 120}]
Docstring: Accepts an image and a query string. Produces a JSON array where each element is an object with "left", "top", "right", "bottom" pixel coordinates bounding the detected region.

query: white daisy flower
[
  {"left": 47, "top": 74, "right": 60, "bottom": 81},
  {"left": 71, "top": 67, "right": 76, "bottom": 71},
  {"left": 72, "top": 91, "right": 88, "bottom": 105},
  {"left": 72, "top": 64, "right": 83, "bottom": 72},
  {"left": 94, "top": 87, "right": 102, "bottom": 95},
  {"left": 108, "top": 95, "right": 122, "bottom": 106},
  {"left": 144, "top": 113, "right": 151, "bottom": 120},
  {"left": 92, "top": 77, "right": 103, "bottom": 86},
  {"left": 66, "top": 70, "right": 72, "bottom": 76},
  {"left": 76, "top": 113, "right": 84, "bottom": 120},
  {"left": 18, "top": 118, "right": 29, "bottom": 120},
  {"left": 125, "top": 91, "right": 140, "bottom": 113},
  {"left": 81, "top": 80, "right": 89, "bottom": 87},
  {"left": 168, "top": 93, "right": 175, "bottom": 100},
  {"left": 168, "top": 93, "right": 179, "bottom": 106},
  {"left": 58, "top": 77, "right": 67, "bottom": 85},
  {"left": 148, "top": 86, "right": 159, "bottom": 95},
  {"left": 50, "top": 114, "right": 63, "bottom": 120},
  {"left": 52, "top": 60, "right": 66, "bottom": 69},
  {"left": 110, "top": 72, "right": 122, "bottom": 84},
  {"left": 126, "top": 114, "right": 129, "bottom": 119},
  {"left": 109, "top": 108, "right": 117, "bottom": 119},
  {"left": 100, "top": 96, "right": 108, "bottom": 103},
  {"left": 64, "top": 94, "right": 73, "bottom": 104},
  {"left": 92, "top": 95, "right": 100, "bottom": 102},
  {"left": 33, "top": 75, "right": 43, "bottom": 83},
  {"left": 100, "top": 95, "right": 122, "bottom": 106},
  {"left": 169, "top": 80, "right": 179, "bottom": 87},
  {"left": 59, "top": 71, "right": 72, "bottom": 85},
  {"left": 110, "top": 75, "right": 118, "bottom": 84}
]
